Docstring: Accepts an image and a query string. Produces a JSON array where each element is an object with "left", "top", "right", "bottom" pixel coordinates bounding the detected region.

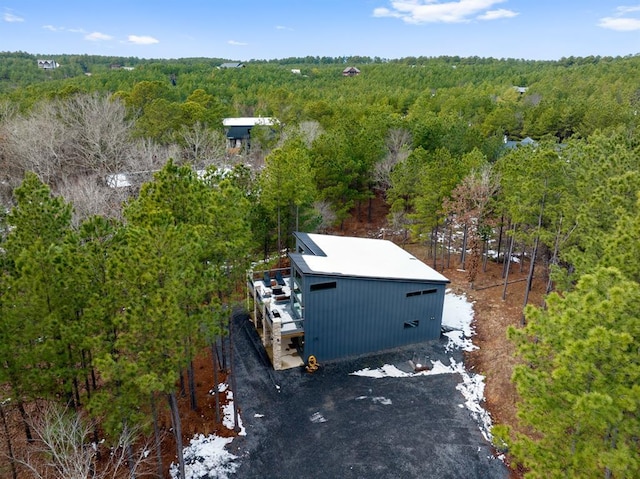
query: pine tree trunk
[
  {"left": 277, "top": 206, "right": 281, "bottom": 265},
  {"left": 0, "top": 401, "right": 17, "bottom": 479},
  {"left": 82, "top": 350, "right": 92, "bottom": 401},
  {"left": 123, "top": 420, "right": 136, "bottom": 478},
  {"left": 151, "top": 393, "right": 164, "bottom": 479},
  {"left": 17, "top": 398, "right": 32, "bottom": 443},
  {"left": 546, "top": 215, "right": 563, "bottom": 295},
  {"left": 211, "top": 342, "right": 221, "bottom": 423},
  {"left": 168, "top": 392, "right": 185, "bottom": 479},
  {"left": 496, "top": 214, "right": 505, "bottom": 264},
  {"left": 522, "top": 233, "right": 540, "bottom": 324},
  {"left": 482, "top": 239, "right": 489, "bottom": 273},
  {"left": 447, "top": 222, "right": 453, "bottom": 269},
  {"left": 502, "top": 224, "right": 516, "bottom": 300},
  {"left": 523, "top": 192, "right": 546, "bottom": 323},
  {"left": 460, "top": 224, "right": 468, "bottom": 270},
  {"left": 179, "top": 371, "right": 186, "bottom": 398},
  {"left": 228, "top": 316, "right": 240, "bottom": 433},
  {"left": 432, "top": 224, "right": 439, "bottom": 269},
  {"left": 188, "top": 359, "right": 197, "bottom": 411}
]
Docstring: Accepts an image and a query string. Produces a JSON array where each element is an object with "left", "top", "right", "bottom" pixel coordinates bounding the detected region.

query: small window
[
  {"left": 310, "top": 281, "right": 337, "bottom": 292},
  {"left": 407, "top": 288, "right": 437, "bottom": 298},
  {"left": 404, "top": 320, "right": 420, "bottom": 328}
]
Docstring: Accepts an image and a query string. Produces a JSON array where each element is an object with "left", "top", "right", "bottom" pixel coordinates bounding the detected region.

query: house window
[
  {"left": 404, "top": 320, "right": 420, "bottom": 328},
  {"left": 406, "top": 288, "right": 437, "bottom": 298},
  {"left": 292, "top": 267, "right": 304, "bottom": 319},
  {"left": 310, "top": 281, "right": 337, "bottom": 292}
]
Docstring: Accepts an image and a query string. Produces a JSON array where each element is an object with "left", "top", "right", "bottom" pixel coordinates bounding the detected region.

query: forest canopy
[{"left": 1, "top": 51, "right": 639, "bottom": 478}]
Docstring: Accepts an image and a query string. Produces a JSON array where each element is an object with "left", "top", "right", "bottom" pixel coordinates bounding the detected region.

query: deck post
[{"left": 272, "top": 317, "right": 282, "bottom": 370}]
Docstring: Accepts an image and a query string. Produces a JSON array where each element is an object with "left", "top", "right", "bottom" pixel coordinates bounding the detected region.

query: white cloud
[
  {"left": 599, "top": 16, "right": 640, "bottom": 31},
  {"left": 85, "top": 31, "right": 112, "bottom": 41},
  {"left": 4, "top": 12, "right": 24, "bottom": 23},
  {"left": 127, "top": 35, "right": 159, "bottom": 45},
  {"left": 373, "top": 0, "right": 514, "bottom": 24},
  {"left": 228, "top": 40, "right": 248, "bottom": 46},
  {"left": 598, "top": 5, "right": 640, "bottom": 31},
  {"left": 616, "top": 5, "right": 640, "bottom": 14},
  {"left": 275, "top": 25, "right": 293, "bottom": 30},
  {"left": 477, "top": 8, "right": 518, "bottom": 20},
  {"left": 42, "top": 24, "right": 60, "bottom": 32}
]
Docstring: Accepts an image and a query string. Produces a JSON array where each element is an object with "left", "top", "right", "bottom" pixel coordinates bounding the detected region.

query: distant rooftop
[
  {"left": 291, "top": 233, "right": 449, "bottom": 283},
  {"left": 222, "top": 117, "right": 278, "bottom": 127}
]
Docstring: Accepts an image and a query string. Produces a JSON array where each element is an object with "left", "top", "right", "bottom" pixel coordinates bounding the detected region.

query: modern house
[
  {"left": 37, "top": 59, "right": 58, "bottom": 69},
  {"left": 222, "top": 117, "right": 279, "bottom": 150},
  {"left": 342, "top": 66, "right": 361, "bottom": 77},
  {"left": 503, "top": 136, "right": 537, "bottom": 149},
  {"left": 247, "top": 233, "right": 450, "bottom": 370},
  {"left": 219, "top": 62, "right": 245, "bottom": 69}
]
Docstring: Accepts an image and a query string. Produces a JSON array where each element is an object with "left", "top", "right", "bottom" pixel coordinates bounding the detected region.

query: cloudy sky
[{"left": 2, "top": 0, "right": 639, "bottom": 60}]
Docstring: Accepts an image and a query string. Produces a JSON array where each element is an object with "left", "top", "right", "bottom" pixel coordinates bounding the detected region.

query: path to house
[{"left": 227, "top": 309, "right": 509, "bottom": 479}]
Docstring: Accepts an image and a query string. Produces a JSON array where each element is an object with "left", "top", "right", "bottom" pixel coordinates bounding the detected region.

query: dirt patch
[{"left": 334, "top": 195, "right": 541, "bottom": 478}]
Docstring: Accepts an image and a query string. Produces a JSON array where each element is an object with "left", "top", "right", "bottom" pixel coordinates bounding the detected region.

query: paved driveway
[{"left": 228, "top": 311, "right": 509, "bottom": 479}]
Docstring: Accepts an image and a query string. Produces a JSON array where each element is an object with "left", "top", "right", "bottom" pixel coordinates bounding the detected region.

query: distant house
[
  {"left": 247, "top": 233, "right": 450, "bottom": 370},
  {"left": 219, "top": 62, "right": 245, "bottom": 69},
  {"left": 37, "top": 59, "right": 58, "bottom": 70},
  {"left": 342, "top": 66, "right": 360, "bottom": 77},
  {"left": 514, "top": 86, "right": 528, "bottom": 94},
  {"left": 291, "top": 68, "right": 301, "bottom": 74},
  {"left": 223, "top": 117, "right": 278, "bottom": 150},
  {"left": 503, "top": 136, "right": 537, "bottom": 149}
]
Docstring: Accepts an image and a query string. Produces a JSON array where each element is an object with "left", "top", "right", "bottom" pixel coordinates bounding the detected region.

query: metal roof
[
  {"left": 222, "top": 117, "right": 278, "bottom": 127},
  {"left": 291, "top": 233, "right": 449, "bottom": 283}
]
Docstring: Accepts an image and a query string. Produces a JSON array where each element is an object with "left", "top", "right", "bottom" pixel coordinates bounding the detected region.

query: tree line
[{"left": 0, "top": 162, "right": 253, "bottom": 478}]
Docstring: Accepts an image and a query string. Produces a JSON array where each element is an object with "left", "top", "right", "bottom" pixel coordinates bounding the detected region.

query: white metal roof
[
  {"left": 294, "top": 233, "right": 449, "bottom": 283},
  {"left": 222, "top": 117, "right": 278, "bottom": 127}
]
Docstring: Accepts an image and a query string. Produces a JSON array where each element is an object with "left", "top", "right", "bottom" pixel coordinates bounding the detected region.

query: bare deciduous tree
[
  {"left": 179, "top": 122, "right": 227, "bottom": 169},
  {"left": 443, "top": 164, "right": 500, "bottom": 287},
  {"left": 60, "top": 93, "right": 134, "bottom": 176},
  {"left": 373, "top": 127, "right": 412, "bottom": 194},
  {"left": 1, "top": 103, "right": 67, "bottom": 186},
  {"left": 313, "top": 200, "right": 337, "bottom": 232},
  {"left": 15, "top": 404, "right": 154, "bottom": 479},
  {"left": 297, "top": 121, "right": 323, "bottom": 148}
]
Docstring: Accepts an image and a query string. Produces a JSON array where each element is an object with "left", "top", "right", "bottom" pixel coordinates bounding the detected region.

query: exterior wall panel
[{"left": 303, "top": 274, "right": 446, "bottom": 362}]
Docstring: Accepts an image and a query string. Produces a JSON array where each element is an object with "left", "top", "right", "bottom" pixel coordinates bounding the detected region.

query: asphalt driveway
[{"left": 227, "top": 310, "right": 509, "bottom": 479}]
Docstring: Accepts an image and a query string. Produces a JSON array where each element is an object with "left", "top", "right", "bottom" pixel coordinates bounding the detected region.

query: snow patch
[
  {"left": 350, "top": 291, "right": 497, "bottom": 446},
  {"left": 170, "top": 383, "right": 243, "bottom": 479},
  {"left": 169, "top": 434, "right": 238, "bottom": 479}
]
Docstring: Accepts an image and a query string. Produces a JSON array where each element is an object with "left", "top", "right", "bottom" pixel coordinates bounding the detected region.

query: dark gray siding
[{"left": 303, "top": 274, "right": 446, "bottom": 362}]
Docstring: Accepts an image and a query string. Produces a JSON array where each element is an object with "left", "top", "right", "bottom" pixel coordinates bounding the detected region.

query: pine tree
[{"left": 508, "top": 267, "right": 640, "bottom": 478}]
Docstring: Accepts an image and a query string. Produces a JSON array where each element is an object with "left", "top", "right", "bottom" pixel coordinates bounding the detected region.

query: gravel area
[{"left": 227, "top": 310, "right": 509, "bottom": 479}]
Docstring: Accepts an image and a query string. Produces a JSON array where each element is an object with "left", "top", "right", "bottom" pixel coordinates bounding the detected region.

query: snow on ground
[
  {"left": 169, "top": 383, "right": 242, "bottom": 479},
  {"left": 441, "top": 289, "right": 478, "bottom": 352},
  {"left": 350, "top": 289, "right": 495, "bottom": 442},
  {"left": 172, "top": 289, "right": 494, "bottom": 478}
]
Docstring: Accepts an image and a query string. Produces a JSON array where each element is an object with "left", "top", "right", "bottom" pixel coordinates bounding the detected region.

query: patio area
[{"left": 247, "top": 267, "right": 305, "bottom": 370}]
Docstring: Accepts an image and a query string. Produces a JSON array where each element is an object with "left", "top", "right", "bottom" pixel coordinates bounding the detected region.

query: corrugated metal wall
[{"left": 303, "top": 275, "right": 446, "bottom": 362}]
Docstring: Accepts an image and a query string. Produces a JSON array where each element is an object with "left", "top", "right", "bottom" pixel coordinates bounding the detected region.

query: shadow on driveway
[{"left": 228, "top": 310, "right": 509, "bottom": 479}]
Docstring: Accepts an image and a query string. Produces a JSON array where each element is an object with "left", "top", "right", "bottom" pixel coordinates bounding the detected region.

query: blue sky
[{"left": 2, "top": 1, "right": 639, "bottom": 60}]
